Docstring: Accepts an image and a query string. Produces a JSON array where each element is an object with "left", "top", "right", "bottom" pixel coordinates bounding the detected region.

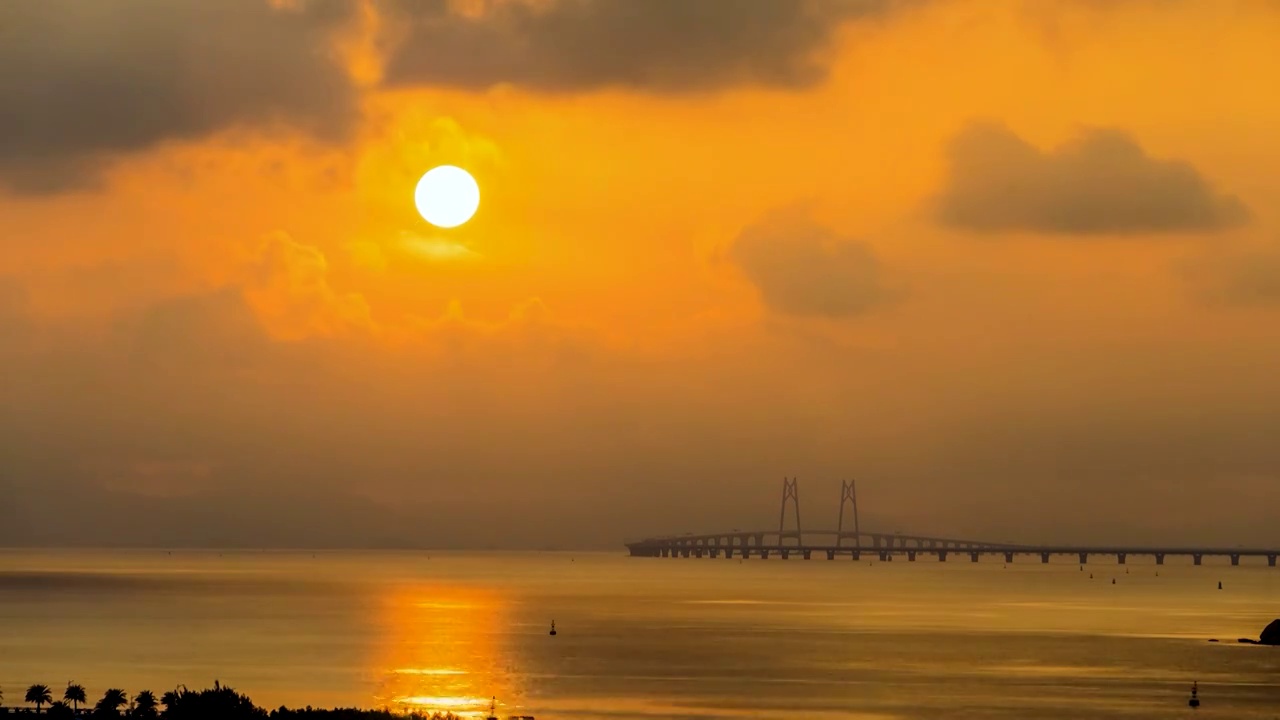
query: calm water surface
[{"left": 1, "top": 550, "right": 1278, "bottom": 719}]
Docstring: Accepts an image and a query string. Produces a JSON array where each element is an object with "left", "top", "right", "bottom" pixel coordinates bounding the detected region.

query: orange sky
[{"left": 3, "top": 0, "right": 1280, "bottom": 548}]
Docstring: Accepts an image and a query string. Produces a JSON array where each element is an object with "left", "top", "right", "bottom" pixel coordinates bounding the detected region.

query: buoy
[
  {"left": 549, "top": 620, "right": 557, "bottom": 636},
  {"left": 1218, "top": 581, "right": 1223, "bottom": 590},
  {"left": 1089, "top": 573, "right": 1093, "bottom": 579},
  {"left": 1188, "top": 681, "right": 1200, "bottom": 708},
  {"left": 1112, "top": 578, "right": 1116, "bottom": 584}
]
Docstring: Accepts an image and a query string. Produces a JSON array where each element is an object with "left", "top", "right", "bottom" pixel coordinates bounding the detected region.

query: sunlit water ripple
[{"left": 0, "top": 549, "right": 1277, "bottom": 719}]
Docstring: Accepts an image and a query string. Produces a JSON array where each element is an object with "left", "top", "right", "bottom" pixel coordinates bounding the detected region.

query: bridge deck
[{"left": 625, "top": 529, "right": 1280, "bottom": 564}]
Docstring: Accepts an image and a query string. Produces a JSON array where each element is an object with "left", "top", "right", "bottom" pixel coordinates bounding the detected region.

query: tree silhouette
[
  {"left": 94, "top": 688, "right": 128, "bottom": 717},
  {"left": 133, "top": 690, "right": 159, "bottom": 719},
  {"left": 7, "top": 682, "right": 469, "bottom": 720},
  {"left": 27, "top": 684, "right": 54, "bottom": 713},
  {"left": 161, "top": 681, "right": 263, "bottom": 720},
  {"left": 160, "top": 689, "right": 180, "bottom": 716},
  {"left": 64, "top": 684, "right": 87, "bottom": 713}
]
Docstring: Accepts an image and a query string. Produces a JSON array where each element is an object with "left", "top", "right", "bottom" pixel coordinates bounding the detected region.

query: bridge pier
[
  {"left": 710, "top": 548, "right": 719, "bottom": 558},
  {"left": 852, "top": 551, "right": 861, "bottom": 561},
  {"left": 740, "top": 548, "right": 750, "bottom": 559},
  {"left": 1041, "top": 552, "right": 1050, "bottom": 564},
  {"left": 1231, "top": 554, "right": 1240, "bottom": 566},
  {"left": 802, "top": 550, "right": 812, "bottom": 560},
  {"left": 878, "top": 551, "right": 889, "bottom": 562},
  {"left": 970, "top": 551, "right": 979, "bottom": 563},
  {"left": 938, "top": 551, "right": 947, "bottom": 562},
  {"left": 760, "top": 549, "right": 770, "bottom": 560},
  {"left": 1194, "top": 554, "right": 1202, "bottom": 566},
  {"left": 1270, "top": 555, "right": 1277, "bottom": 567},
  {"left": 908, "top": 551, "right": 917, "bottom": 562},
  {"left": 781, "top": 549, "right": 790, "bottom": 560},
  {"left": 1004, "top": 552, "right": 1014, "bottom": 564},
  {"left": 826, "top": 550, "right": 836, "bottom": 560},
  {"left": 1078, "top": 553, "right": 1088, "bottom": 565},
  {"left": 1155, "top": 553, "right": 1164, "bottom": 565},
  {"left": 1117, "top": 553, "right": 1126, "bottom": 565}
]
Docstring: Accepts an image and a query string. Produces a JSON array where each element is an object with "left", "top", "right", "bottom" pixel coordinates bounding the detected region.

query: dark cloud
[
  {"left": 731, "top": 212, "right": 894, "bottom": 318},
  {"left": 381, "top": 0, "right": 897, "bottom": 92},
  {"left": 1182, "top": 245, "right": 1280, "bottom": 306},
  {"left": 0, "top": 0, "right": 903, "bottom": 194},
  {"left": 1216, "top": 252, "right": 1280, "bottom": 305},
  {"left": 936, "top": 121, "right": 1249, "bottom": 235},
  {"left": 0, "top": 0, "right": 356, "bottom": 194}
]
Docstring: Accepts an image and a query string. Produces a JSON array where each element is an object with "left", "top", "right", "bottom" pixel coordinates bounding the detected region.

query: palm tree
[
  {"left": 46, "top": 701, "right": 74, "bottom": 720},
  {"left": 27, "top": 684, "right": 53, "bottom": 713},
  {"left": 94, "top": 688, "right": 127, "bottom": 717},
  {"left": 64, "top": 684, "right": 87, "bottom": 713},
  {"left": 159, "top": 689, "right": 179, "bottom": 717},
  {"left": 132, "top": 691, "right": 158, "bottom": 719}
]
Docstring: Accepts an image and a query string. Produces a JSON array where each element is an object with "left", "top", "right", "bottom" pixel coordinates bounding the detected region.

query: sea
[{"left": 0, "top": 549, "right": 1278, "bottom": 719}]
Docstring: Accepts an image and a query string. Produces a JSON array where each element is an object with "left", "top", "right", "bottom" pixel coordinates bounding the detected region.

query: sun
[{"left": 414, "top": 165, "right": 480, "bottom": 228}]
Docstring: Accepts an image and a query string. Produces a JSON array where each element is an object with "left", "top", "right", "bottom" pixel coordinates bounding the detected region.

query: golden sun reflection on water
[
  {"left": 397, "top": 695, "right": 495, "bottom": 712},
  {"left": 374, "top": 584, "right": 520, "bottom": 719}
]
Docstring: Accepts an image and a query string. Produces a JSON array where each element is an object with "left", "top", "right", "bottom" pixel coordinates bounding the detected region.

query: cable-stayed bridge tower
[{"left": 778, "top": 477, "right": 802, "bottom": 546}]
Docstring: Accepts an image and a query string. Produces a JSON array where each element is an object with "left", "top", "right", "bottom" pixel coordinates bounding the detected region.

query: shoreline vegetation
[{"left": 0, "top": 683, "right": 459, "bottom": 720}]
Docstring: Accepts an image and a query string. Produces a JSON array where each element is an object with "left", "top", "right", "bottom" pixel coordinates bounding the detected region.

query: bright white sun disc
[{"left": 414, "top": 165, "right": 480, "bottom": 228}]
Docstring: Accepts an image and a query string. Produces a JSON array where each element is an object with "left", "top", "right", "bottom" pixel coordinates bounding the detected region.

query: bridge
[{"left": 625, "top": 478, "right": 1280, "bottom": 567}]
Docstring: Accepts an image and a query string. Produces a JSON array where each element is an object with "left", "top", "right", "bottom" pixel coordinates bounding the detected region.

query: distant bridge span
[{"left": 624, "top": 479, "right": 1280, "bottom": 567}]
